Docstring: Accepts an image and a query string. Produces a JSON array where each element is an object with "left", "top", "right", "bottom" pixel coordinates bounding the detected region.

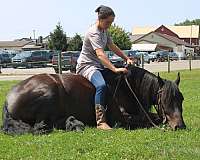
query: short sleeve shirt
[{"left": 76, "top": 24, "right": 113, "bottom": 79}]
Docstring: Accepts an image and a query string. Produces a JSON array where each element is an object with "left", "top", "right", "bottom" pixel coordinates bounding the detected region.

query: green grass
[{"left": 0, "top": 70, "right": 200, "bottom": 160}]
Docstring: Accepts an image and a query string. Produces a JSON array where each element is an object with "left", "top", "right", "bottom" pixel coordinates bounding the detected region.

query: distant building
[
  {"left": 132, "top": 25, "right": 200, "bottom": 45},
  {"left": 22, "top": 44, "right": 43, "bottom": 51},
  {"left": 0, "top": 39, "right": 33, "bottom": 51},
  {"left": 131, "top": 25, "right": 197, "bottom": 54},
  {"left": 0, "top": 37, "right": 46, "bottom": 51}
]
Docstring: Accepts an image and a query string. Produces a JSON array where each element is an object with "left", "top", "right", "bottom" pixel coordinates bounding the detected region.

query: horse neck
[{"left": 129, "top": 68, "right": 160, "bottom": 105}]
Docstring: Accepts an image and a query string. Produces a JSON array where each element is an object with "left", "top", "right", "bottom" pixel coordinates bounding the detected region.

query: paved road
[{"left": 0, "top": 60, "right": 200, "bottom": 81}]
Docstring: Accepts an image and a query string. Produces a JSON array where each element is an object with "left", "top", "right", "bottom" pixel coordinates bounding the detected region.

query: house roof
[
  {"left": 132, "top": 25, "right": 199, "bottom": 38},
  {"left": 155, "top": 25, "right": 179, "bottom": 38},
  {"left": 0, "top": 40, "right": 33, "bottom": 47},
  {"left": 133, "top": 26, "right": 156, "bottom": 35},
  {"left": 168, "top": 25, "right": 199, "bottom": 38},
  {"left": 130, "top": 34, "right": 145, "bottom": 42}
]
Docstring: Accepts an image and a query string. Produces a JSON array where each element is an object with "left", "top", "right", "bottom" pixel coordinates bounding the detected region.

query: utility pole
[
  {"left": 33, "top": 30, "right": 36, "bottom": 40},
  {"left": 190, "top": 25, "right": 192, "bottom": 45}
]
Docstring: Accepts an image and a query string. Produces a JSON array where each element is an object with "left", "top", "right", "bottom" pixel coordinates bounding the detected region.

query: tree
[
  {"left": 48, "top": 22, "right": 68, "bottom": 51},
  {"left": 67, "top": 33, "right": 83, "bottom": 51},
  {"left": 108, "top": 24, "right": 132, "bottom": 50},
  {"left": 175, "top": 19, "right": 200, "bottom": 26}
]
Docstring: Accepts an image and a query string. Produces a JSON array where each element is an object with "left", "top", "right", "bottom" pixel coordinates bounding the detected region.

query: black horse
[{"left": 1, "top": 66, "right": 186, "bottom": 134}]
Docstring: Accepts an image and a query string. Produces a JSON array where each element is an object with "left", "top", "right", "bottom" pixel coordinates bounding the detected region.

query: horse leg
[
  {"left": 128, "top": 112, "right": 162, "bottom": 129},
  {"left": 106, "top": 100, "right": 127, "bottom": 128},
  {"left": 32, "top": 120, "right": 53, "bottom": 134},
  {"left": 65, "top": 116, "right": 85, "bottom": 132}
]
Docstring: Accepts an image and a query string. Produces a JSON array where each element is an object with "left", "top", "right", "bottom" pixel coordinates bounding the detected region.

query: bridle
[
  {"left": 154, "top": 89, "right": 167, "bottom": 124},
  {"left": 112, "top": 72, "right": 166, "bottom": 130}
]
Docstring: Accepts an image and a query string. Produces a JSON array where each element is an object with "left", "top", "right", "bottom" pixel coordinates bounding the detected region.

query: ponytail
[{"left": 95, "top": 5, "right": 115, "bottom": 19}]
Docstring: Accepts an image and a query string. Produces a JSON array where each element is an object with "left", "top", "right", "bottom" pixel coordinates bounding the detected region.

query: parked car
[
  {"left": 109, "top": 54, "right": 124, "bottom": 67},
  {"left": 169, "top": 52, "right": 178, "bottom": 61},
  {"left": 123, "top": 50, "right": 140, "bottom": 66},
  {"left": 12, "top": 50, "right": 52, "bottom": 68},
  {"left": 52, "top": 51, "right": 80, "bottom": 73},
  {"left": 176, "top": 52, "right": 187, "bottom": 60},
  {"left": 135, "top": 52, "right": 151, "bottom": 64},
  {"left": 0, "top": 52, "right": 12, "bottom": 67},
  {"left": 156, "top": 51, "right": 169, "bottom": 62},
  {"left": 105, "top": 51, "right": 124, "bottom": 67},
  {"left": 149, "top": 52, "right": 158, "bottom": 62}
]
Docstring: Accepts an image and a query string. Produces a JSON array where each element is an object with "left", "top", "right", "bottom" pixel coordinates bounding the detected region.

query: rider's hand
[
  {"left": 127, "top": 58, "right": 134, "bottom": 65},
  {"left": 114, "top": 67, "right": 128, "bottom": 74}
]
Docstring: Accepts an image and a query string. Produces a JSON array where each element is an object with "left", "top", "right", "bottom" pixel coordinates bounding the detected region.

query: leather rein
[{"left": 112, "top": 73, "right": 167, "bottom": 130}]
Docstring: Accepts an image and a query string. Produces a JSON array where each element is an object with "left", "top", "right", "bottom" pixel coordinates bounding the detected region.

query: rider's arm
[
  {"left": 95, "top": 48, "right": 128, "bottom": 74},
  {"left": 107, "top": 43, "right": 129, "bottom": 61},
  {"left": 95, "top": 48, "right": 116, "bottom": 72}
]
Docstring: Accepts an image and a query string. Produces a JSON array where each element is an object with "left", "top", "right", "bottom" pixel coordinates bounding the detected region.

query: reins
[
  {"left": 123, "top": 75, "right": 164, "bottom": 130},
  {"left": 112, "top": 74, "right": 123, "bottom": 99},
  {"left": 112, "top": 72, "right": 165, "bottom": 130}
]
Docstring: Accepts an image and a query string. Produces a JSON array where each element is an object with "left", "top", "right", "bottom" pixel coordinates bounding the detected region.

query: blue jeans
[{"left": 90, "top": 70, "right": 107, "bottom": 106}]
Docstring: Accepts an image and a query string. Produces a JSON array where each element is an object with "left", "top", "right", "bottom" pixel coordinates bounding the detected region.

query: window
[{"left": 32, "top": 52, "right": 42, "bottom": 57}]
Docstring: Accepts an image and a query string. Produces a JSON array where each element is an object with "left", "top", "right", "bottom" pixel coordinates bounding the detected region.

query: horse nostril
[
  {"left": 174, "top": 123, "right": 186, "bottom": 130},
  {"left": 180, "top": 124, "right": 186, "bottom": 129},
  {"left": 174, "top": 125, "right": 178, "bottom": 131}
]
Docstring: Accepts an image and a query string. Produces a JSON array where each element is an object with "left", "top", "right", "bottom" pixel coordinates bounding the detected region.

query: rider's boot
[{"left": 95, "top": 104, "right": 112, "bottom": 130}]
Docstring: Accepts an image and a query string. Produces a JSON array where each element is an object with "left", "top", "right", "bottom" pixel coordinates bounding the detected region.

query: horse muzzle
[{"left": 166, "top": 114, "right": 186, "bottom": 130}]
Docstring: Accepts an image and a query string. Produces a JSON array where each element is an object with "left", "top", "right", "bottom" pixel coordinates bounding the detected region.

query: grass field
[{"left": 0, "top": 69, "right": 200, "bottom": 160}]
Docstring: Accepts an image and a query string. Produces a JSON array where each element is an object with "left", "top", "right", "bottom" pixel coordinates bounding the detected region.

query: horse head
[{"left": 157, "top": 72, "right": 186, "bottom": 130}]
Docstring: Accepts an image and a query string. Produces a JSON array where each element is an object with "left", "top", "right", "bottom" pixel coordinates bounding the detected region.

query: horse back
[{"left": 6, "top": 73, "right": 96, "bottom": 126}]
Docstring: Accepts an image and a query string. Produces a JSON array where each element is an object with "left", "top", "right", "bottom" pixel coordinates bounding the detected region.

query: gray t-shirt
[{"left": 76, "top": 24, "right": 112, "bottom": 80}]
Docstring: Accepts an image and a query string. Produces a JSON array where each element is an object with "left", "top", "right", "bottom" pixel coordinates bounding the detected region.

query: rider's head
[{"left": 95, "top": 5, "right": 115, "bottom": 30}]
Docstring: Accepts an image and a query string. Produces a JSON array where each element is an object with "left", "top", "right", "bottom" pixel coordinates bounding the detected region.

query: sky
[{"left": 0, "top": 0, "right": 199, "bottom": 41}]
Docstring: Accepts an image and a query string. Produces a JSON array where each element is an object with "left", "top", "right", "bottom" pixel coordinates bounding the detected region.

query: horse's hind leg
[{"left": 32, "top": 120, "right": 53, "bottom": 134}]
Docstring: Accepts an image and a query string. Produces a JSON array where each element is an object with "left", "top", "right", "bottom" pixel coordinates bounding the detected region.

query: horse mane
[
  {"left": 101, "top": 66, "right": 160, "bottom": 112},
  {"left": 126, "top": 66, "right": 160, "bottom": 104},
  {"left": 103, "top": 66, "right": 183, "bottom": 112},
  {"left": 102, "top": 66, "right": 159, "bottom": 98}
]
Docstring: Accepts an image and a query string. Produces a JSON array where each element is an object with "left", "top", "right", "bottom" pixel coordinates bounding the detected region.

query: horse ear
[
  {"left": 175, "top": 72, "right": 180, "bottom": 86},
  {"left": 157, "top": 72, "right": 164, "bottom": 87}
]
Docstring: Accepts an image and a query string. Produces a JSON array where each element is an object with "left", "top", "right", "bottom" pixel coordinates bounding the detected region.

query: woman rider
[{"left": 76, "top": 5, "right": 134, "bottom": 130}]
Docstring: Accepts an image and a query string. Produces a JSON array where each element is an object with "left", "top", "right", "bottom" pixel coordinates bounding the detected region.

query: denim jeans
[{"left": 90, "top": 70, "right": 107, "bottom": 106}]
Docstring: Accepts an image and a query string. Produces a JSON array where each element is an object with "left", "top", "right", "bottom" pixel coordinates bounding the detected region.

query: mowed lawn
[{"left": 0, "top": 69, "right": 199, "bottom": 160}]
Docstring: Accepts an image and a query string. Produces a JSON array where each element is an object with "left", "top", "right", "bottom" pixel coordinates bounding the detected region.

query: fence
[{"left": 139, "top": 54, "right": 200, "bottom": 73}]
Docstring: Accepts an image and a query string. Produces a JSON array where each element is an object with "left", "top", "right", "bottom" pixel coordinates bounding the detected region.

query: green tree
[
  {"left": 48, "top": 22, "right": 68, "bottom": 51},
  {"left": 67, "top": 33, "right": 83, "bottom": 51},
  {"left": 175, "top": 19, "right": 200, "bottom": 26},
  {"left": 108, "top": 24, "right": 132, "bottom": 50}
]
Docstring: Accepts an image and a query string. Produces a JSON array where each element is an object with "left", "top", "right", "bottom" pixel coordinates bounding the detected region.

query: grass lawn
[{"left": 0, "top": 69, "right": 200, "bottom": 160}]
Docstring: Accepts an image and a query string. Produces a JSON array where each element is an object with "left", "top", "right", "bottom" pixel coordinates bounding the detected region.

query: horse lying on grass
[{"left": 1, "top": 66, "right": 186, "bottom": 134}]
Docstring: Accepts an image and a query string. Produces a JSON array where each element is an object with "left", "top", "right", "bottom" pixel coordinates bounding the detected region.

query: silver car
[{"left": 136, "top": 52, "right": 150, "bottom": 64}]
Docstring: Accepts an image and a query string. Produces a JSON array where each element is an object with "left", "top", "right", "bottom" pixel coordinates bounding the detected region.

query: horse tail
[
  {"left": 1, "top": 101, "right": 53, "bottom": 135},
  {"left": 1, "top": 101, "right": 32, "bottom": 135}
]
